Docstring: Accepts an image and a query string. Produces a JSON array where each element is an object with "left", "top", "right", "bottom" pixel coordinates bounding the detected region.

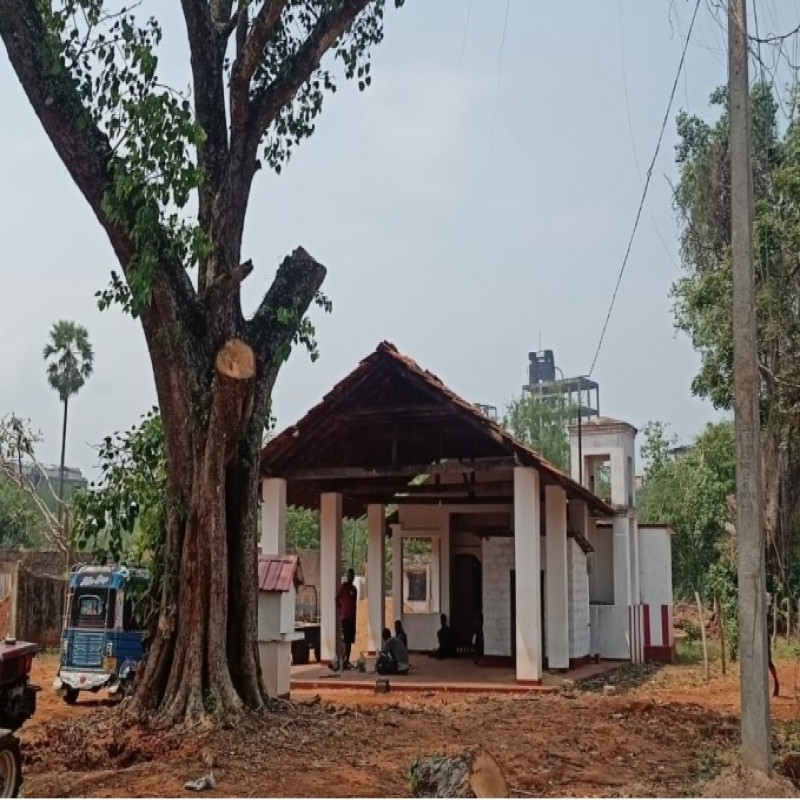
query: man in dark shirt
[
  {"left": 335, "top": 569, "right": 358, "bottom": 669},
  {"left": 376, "top": 627, "right": 409, "bottom": 675}
]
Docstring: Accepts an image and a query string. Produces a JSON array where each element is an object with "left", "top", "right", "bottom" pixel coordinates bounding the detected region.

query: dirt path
[{"left": 19, "top": 654, "right": 800, "bottom": 797}]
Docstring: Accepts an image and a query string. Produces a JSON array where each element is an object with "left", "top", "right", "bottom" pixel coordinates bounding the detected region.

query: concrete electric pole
[{"left": 728, "top": 0, "right": 772, "bottom": 774}]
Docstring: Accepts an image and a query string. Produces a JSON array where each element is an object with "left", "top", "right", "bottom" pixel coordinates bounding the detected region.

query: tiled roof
[
  {"left": 258, "top": 554, "right": 303, "bottom": 593},
  {"left": 260, "top": 341, "right": 613, "bottom": 518}
]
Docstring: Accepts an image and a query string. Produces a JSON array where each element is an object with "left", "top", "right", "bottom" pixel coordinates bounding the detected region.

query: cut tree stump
[{"left": 410, "top": 750, "right": 508, "bottom": 798}]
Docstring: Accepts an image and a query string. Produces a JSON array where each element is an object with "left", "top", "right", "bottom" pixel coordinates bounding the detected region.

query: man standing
[{"left": 335, "top": 568, "right": 358, "bottom": 669}]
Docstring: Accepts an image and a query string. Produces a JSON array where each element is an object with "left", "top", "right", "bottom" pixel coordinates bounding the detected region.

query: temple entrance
[{"left": 450, "top": 553, "right": 482, "bottom": 651}]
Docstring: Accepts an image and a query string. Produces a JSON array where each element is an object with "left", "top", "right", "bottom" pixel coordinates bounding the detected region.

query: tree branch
[
  {"left": 246, "top": 247, "right": 327, "bottom": 365},
  {"left": 1, "top": 0, "right": 200, "bottom": 300},
  {"left": 205, "top": 259, "right": 254, "bottom": 316},
  {"left": 211, "top": 0, "right": 236, "bottom": 28},
  {"left": 246, "top": 0, "right": 371, "bottom": 141},
  {"left": 0, "top": 0, "right": 205, "bottom": 405},
  {"left": 229, "top": 0, "right": 288, "bottom": 131},
  {"left": 179, "top": 0, "right": 230, "bottom": 248}
]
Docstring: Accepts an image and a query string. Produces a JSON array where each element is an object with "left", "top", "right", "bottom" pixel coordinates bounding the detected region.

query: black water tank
[{"left": 528, "top": 350, "right": 556, "bottom": 385}]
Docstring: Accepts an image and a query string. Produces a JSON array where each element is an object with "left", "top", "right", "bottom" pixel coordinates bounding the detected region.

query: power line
[
  {"left": 587, "top": 0, "right": 702, "bottom": 377},
  {"left": 457, "top": 0, "right": 472, "bottom": 67},
  {"left": 618, "top": 0, "right": 681, "bottom": 270},
  {"left": 488, "top": 0, "right": 512, "bottom": 163}
]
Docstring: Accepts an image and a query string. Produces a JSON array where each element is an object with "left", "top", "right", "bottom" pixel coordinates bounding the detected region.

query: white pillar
[
  {"left": 567, "top": 501, "right": 591, "bottom": 661},
  {"left": 430, "top": 537, "right": 441, "bottom": 613},
  {"left": 392, "top": 528, "right": 403, "bottom": 627},
  {"left": 366, "top": 504, "right": 385, "bottom": 654},
  {"left": 320, "top": 493, "right": 342, "bottom": 662},
  {"left": 514, "top": 467, "right": 542, "bottom": 683},
  {"left": 545, "top": 485, "right": 569, "bottom": 670},
  {"left": 612, "top": 514, "right": 633, "bottom": 662},
  {"left": 260, "top": 478, "right": 287, "bottom": 554},
  {"left": 440, "top": 511, "right": 451, "bottom": 619}
]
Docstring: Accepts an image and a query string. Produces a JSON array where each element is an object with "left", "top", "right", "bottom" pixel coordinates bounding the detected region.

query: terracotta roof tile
[
  {"left": 260, "top": 341, "right": 613, "bottom": 518},
  {"left": 258, "top": 554, "right": 303, "bottom": 593}
]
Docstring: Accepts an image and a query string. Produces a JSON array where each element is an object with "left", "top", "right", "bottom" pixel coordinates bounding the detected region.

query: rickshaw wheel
[
  {"left": 0, "top": 734, "right": 22, "bottom": 798},
  {"left": 63, "top": 689, "right": 79, "bottom": 705}
]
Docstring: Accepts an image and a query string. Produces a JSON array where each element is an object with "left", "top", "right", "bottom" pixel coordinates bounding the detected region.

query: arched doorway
[{"left": 450, "top": 553, "right": 482, "bottom": 651}]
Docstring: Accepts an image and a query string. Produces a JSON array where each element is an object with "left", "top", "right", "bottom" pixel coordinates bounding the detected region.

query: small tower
[
  {"left": 568, "top": 417, "right": 637, "bottom": 508},
  {"left": 568, "top": 417, "right": 644, "bottom": 664}
]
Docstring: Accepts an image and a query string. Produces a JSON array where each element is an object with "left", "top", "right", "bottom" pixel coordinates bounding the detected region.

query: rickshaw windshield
[{"left": 70, "top": 588, "right": 116, "bottom": 629}]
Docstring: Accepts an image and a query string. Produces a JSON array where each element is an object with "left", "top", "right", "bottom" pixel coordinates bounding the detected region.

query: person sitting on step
[
  {"left": 376, "top": 627, "right": 409, "bottom": 675},
  {"left": 429, "top": 613, "right": 456, "bottom": 659},
  {"left": 394, "top": 619, "right": 408, "bottom": 650}
]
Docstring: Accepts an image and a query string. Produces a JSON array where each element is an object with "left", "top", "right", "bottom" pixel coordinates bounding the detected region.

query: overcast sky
[{"left": 1, "top": 0, "right": 797, "bottom": 480}]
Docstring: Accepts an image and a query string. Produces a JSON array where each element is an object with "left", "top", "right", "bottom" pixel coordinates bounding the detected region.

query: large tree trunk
[{"left": 128, "top": 339, "right": 266, "bottom": 725}]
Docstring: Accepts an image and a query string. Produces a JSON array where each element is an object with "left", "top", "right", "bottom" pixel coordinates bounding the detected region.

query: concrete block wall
[
  {"left": 482, "top": 537, "right": 514, "bottom": 657},
  {"left": 567, "top": 540, "right": 590, "bottom": 659}
]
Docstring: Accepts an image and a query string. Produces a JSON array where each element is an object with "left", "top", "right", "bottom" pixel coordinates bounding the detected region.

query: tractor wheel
[
  {"left": 63, "top": 688, "right": 79, "bottom": 705},
  {"left": 0, "top": 733, "right": 22, "bottom": 798}
]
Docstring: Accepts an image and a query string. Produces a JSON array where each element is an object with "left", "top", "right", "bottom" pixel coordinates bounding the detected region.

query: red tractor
[{"left": 0, "top": 638, "right": 39, "bottom": 797}]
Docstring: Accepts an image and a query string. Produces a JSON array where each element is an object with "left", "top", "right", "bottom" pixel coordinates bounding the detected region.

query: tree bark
[
  {"left": 128, "top": 340, "right": 263, "bottom": 724},
  {"left": 410, "top": 751, "right": 508, "bottom": 799},
  {"left": 58, "top": 396, "right": 68, "bottom": 515}
]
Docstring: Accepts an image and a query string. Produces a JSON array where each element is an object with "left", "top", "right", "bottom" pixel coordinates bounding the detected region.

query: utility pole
[{"left": 729, "top": 0, "right": 772, "bottom": 774}]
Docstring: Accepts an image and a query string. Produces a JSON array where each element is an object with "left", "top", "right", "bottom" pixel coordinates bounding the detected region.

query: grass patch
[
  {"left": 773, "top": 640, "right": 800, "bottom": 661},
  {"left": 675, "top": 638, "right": 722, "bottom": 665},
  {"left": 683, "top": 749, "right": 724, "bottom": 796}
]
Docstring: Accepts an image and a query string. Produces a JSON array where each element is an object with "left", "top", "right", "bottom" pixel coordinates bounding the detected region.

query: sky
[{"left": 1, "top": 0, "right": 798, "bottom": 481}]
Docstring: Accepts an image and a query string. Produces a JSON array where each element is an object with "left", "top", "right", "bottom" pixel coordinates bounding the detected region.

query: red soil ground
[{"left": 17, "top": 651, "right": 800, "bottom": 797}]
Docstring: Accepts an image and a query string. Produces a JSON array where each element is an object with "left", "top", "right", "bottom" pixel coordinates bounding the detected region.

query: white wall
[
  {"left": 638, "top": 528, "right": 672, "bottom": 606},
  {"left": 589, "top": 603, "right": 630, "bottom": 659},
  {"left": 588, "top": 524, "right": 614, "bottom": 604},
  {"left": 482, "top": 537, "right": 515, "bottom": 657},
  {"left": 567, "top": 540, "right": 590, "bottom": 659},
  {"left": 395, "top": 506, "right": 445, "bottom": 651}
]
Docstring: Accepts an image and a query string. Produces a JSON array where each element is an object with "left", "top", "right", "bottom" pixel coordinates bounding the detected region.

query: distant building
[{"left": 2, "top": 462, "right": 87, "bottom": 509}]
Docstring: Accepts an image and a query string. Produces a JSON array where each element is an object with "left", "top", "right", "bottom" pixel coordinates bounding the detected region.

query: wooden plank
[
  {"left": 275, "top": 457, "right": 519, "bottom": 481},
  {"left": 329, "top": 481, "right": 515, "bottom": 496},
  {"left": 335, "top": 404, "right": 453, "bottom": 423},
  {"left": 389, "top": 496, "right": 514, "bottom": 506}
]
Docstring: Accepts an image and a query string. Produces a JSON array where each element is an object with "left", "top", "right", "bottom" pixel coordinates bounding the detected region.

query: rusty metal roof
[
  {"left": 260, "top": 342, "right": 613, "bottom": 518},
  {"left": 258, "top": 554, "right": 303, "bottom": 593}
]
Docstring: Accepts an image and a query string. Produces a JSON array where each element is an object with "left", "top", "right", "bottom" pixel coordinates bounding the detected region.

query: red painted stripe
[
  {"left": 643, "top": 604, "right": 651, "bottom": 647},
  {"left": 661, "top": 605, "right": 670, "bottom": 647}
]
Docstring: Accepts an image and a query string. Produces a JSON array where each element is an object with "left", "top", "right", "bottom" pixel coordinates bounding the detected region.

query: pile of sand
[{"left": 701, "top": 764, "right": 798, "bottom": 798}]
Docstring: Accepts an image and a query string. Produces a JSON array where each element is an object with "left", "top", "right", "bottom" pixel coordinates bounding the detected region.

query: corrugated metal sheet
[
  {"left": 258, "top": 555, "right": 303, "bottom": 593},
  {"left": 260, "top": 342, "right": 613, "bottom": 518}
]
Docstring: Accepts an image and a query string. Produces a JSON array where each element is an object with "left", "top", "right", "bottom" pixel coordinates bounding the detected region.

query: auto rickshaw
[{"left": 53, "top": 563, "right": 148, "bottom": 704}]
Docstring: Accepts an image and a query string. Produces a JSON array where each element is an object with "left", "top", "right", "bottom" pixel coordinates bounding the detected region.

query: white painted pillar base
[
  {"left": 260, "top": 478, "right": 287, "bottom": 554},
  {"left": 545, "top": 485, "right": 569, "bottom": 670},
  {"left": 366, "top": 504, "right": 385, "bottom": 653},
  {"left": 514, "top": 467, "right": 542, "bottom": 683},
  {"left": 320, "top": 493, "right": 342, "bottom": 662},
  {"left": 258, "top": 641, "right": 292, "bottom": 699}
]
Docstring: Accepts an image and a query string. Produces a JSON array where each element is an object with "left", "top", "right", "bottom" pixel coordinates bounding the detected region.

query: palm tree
[{"left": 43, "top": 321, "right": 94, "bottom": 509}]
